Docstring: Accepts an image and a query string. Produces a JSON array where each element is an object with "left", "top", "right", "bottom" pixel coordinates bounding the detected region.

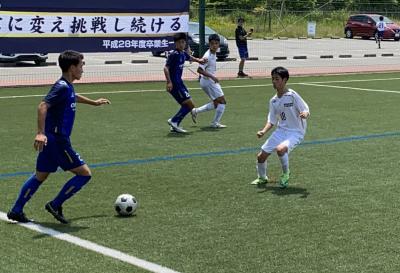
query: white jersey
[
  {"left": 267, "top": 89, "right": 310, "bottom": 135},
  {"left": 198, "top": 49, "right": 217, "bottom": 80},
  {"left": 376, "top": 21, "right": 387, "bottom": 32}
]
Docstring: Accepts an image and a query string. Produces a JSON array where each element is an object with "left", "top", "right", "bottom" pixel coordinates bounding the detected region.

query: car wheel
[
  {"left": 345, "top": 29, "right": 353, "bottom": 39},
  {"left": 395, "top": 37, "right": 400, "bottom": 41}
]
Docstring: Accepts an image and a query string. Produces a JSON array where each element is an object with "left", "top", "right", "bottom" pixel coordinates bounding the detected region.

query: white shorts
[
  {"left": 200, "top": 78, "right": 224, "bottom": 100},
  {"left": 261, "top": 128, "right": 304, "bottom": 154}
]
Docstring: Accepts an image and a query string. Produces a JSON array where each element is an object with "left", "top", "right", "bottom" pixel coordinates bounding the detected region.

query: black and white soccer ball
[{"left": 114, "top": 194, "right": 138, "bottom": 216}]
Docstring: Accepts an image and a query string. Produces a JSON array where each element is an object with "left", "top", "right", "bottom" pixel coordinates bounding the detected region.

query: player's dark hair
[
  {"left": 58, "top": 50, "right": 84, "bottom": 72},
  {"left": 271, "top": 66, "right": 289, "bottom": 81},
  {"left": 208, "top": 34, "right": 220, "bottom": 43},
  {"left": 174, "top": 32, "right": 187, "bottom": 42},
  {"left": 237, "top": 17, "right": 244, "bottom": 23},
  {"left": 379, "top": 16, "right": 384, "bottom": 21}
]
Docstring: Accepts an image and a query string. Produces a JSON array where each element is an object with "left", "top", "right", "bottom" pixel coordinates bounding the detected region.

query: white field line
[
  {"left": 0, "top": 84, "right": 270, "bottom": 99},
  {"left": 0, "top": 211, "right": 181, "bottom": 273},
  {"left": 1, "top": 77, "right": 400, "bottom": 99},
  {"left": 299, "top": 82, "right": 400, "bottom": 94},
  {"left": 294, "top": 77, "right": 400, "bottom": 84}
]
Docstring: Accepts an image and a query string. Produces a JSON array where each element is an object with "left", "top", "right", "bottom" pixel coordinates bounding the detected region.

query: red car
[{"left": 344, "top": 14, "right": 400, "bottom": 41}]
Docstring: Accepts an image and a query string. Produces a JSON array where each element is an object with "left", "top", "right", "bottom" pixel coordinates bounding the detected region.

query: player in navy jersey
[
  {"left": 235, "top": 18, "right": 253, "bottom": 77},
  {"left": 164, "top": 32, "right": 207, "bottom": 133},
  {"left": 7, "top": 50, "right": 110, "bottom": 224}
]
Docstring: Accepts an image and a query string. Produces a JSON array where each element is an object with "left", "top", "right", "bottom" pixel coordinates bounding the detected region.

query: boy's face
[
  {"left": 175, "top": 39, "right": 186, "bottom": 51},
  {"left": 209, "top": 40, "right": 220, "bottom": 52},
  {"left": 271, "top": 73, "right": 287, "bottom": 90},
  {"left": 238, "top": 20, "right": 244, "bottom": 27},
  {"left": 71, "top": 59, "right": 84, "bottom": 80}
]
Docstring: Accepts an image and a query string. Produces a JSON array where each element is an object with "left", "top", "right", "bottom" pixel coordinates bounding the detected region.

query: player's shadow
[
  {"left": 114, "top": 214, "right": 137, "bottom": 220},
  {"left": 68, "top": 214, "right": 109, "bottom": 222},
  {"left": 198, "top": 126, "right": 221, "bottom": 132},
  {"left": 166, "top": 131, "right": 193, "bottom": 137},
  {"left": 257, "top": 184, "right": 310, "bottom": 198},
  {"left": 29, "top": 214, "right": 108, "bottom": 239},
  {"left": 31, "top": 222, "right": 90, "bottom": 239}
]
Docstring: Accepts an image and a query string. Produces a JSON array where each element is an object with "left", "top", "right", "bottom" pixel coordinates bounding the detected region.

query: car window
[
  {"left": 370, "top": 15, "right": 394, "bottom": 24},
  {"left": 361, "top": 16, "right": 371, "bottom": 23},
  {"left": 351, "top": 16, "right": 364, "bottom": 22}
]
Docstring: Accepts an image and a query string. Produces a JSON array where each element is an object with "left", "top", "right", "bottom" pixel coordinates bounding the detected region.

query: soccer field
[{"left": 1, "top": 72, "right": 400, "bottom": 273}]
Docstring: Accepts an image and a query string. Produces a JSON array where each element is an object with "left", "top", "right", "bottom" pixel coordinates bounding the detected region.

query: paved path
[{"left": 1, "top": 38, "right": 399, "bottom": 86}]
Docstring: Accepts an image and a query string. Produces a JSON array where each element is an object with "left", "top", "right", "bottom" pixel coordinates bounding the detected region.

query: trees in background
[{"left": 191, "top": 0, "right": 399, "bottom": 12}]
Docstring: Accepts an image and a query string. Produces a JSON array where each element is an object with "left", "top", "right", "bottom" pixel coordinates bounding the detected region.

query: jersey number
[{"left": 280, "top": 112, "right": 286, "bottom": 121}]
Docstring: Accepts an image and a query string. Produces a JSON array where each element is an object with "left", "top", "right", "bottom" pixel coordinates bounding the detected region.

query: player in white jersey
[
  {"left": 376, "top": 16, "right": 387, "bottom": 49},
  {"left": 251, "top": 67, "right": 310, "bottom": 188},
  {"left": 191, "top": 34, "right": 227, "bottom": 128}
]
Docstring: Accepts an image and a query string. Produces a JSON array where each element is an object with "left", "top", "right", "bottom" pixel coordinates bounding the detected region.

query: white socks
[
  {"left": 279, "top": 153, "right": 289, "bottom": 173},
  {"left": 212, "top": 103, "right": 225, "bottom": 124},
  {"left": 194, "top": 102, "right": 226, "bottom": 125},
  {"left": 256, "top": 162, "right": 267, "bottom": 179},
  {"left": 195, "top": 102, "right": 214, "bottom": 114},
  {"left": 256, "top": 153, "right": 288, "bottom": 180}
]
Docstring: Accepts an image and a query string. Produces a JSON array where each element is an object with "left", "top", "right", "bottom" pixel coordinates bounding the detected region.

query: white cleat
[
  {"left": 168, "top": 119, "right": 188, "bottom": 133},
  {"left": 191, "top": 108, "right": 197, "bottom": 123},
  {"left": 210, "top": 123, "right": 227, "bottom": 128}
]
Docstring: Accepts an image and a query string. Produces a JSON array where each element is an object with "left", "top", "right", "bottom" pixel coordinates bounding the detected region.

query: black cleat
[
  {"left": 7, "top": 210, "right": 32, "bottom": 223},
  {"left": 45, "top": 202, "right": 69, "bottom": 224},
  {"left": 237, "top": 71, "right": 249, "bottom": 78}
]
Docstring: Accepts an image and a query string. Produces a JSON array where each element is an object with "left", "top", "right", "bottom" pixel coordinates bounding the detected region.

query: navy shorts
[
  {"left": 36, "top": 134, "right": 85, "bottom": 173},
  {"left": 378, "top": 31, "right": 384, "bottom": 39},
  {"left": 170, "top": 82, "right": 191, "bottom": 104},
  {"left": 238, "top": 45, "right": 249, "bottom": 59}
]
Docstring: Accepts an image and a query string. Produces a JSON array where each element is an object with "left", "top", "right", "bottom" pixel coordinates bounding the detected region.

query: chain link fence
[{"left": 1, "top": 7, "right": 400, "bottom": 87}]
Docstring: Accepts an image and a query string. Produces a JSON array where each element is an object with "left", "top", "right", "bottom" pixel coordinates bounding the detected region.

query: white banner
[
  {"left": 307, "top": 21, "right": 316, "bottom": 37},
  {"left": 0, "top": 11, "right": 189, "bottom": 37}
]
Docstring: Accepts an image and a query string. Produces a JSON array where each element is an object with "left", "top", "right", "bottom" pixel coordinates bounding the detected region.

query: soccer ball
[{"left": 114, "top": 194, "right": 138, "bottom": 216}]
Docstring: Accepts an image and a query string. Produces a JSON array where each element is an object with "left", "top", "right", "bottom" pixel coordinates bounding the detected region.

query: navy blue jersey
[
  {"left": 44, "top": 78, "right": 76, "bottom": 137},
  {"left": 235, "top": 26, "right": 247, "bottom": 47},
  {"left": 166, "top": 50, "right": 190, "bottom": 84}
]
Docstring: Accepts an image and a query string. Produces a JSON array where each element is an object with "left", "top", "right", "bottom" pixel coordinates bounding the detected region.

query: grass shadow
[
  {"left": 16, "top": 214, "right": 109, "bottom": 239},
  {"left": 198, "top": 126, "right": 222, "bottom": 132},
  {"left": 166, "top": 131, "right": 193, "bottom": 137},
  {"left": 30, "top": 222, "right": 90, "bottom": 239},
  {"left": 68, "top": 214, "right": 109, "bottom": 222},
  {"left": 256, "top": 183, "right": 310, "bottom": 198},
  {"left": 114, "top": 214, "right": 137, "bottom": 220}
]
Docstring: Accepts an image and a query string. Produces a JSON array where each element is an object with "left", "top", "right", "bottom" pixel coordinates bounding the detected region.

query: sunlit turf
[{"left": 1, "top": 72, "right": 400, "bottom": 273}]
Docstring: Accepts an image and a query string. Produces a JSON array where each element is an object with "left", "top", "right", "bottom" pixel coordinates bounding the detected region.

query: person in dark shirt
[
  {"left": 235, "top": 18, "right": 253, "bottom": 77},
  {"left": 7, "top": 50, "right": 110, "bottom": 224},
  {"left": 164, "top": 33, "right": 206, "bottom": 133}
]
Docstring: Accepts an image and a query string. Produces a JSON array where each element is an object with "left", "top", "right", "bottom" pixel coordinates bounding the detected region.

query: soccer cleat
[
  {"left": 167, "top": 119, "right": 187, "bottom": 133},
  {"left": 45, "top": 202, "right": 69, "bottom": 224},
  {"left": 7, "top": 210, "right": 32, "bottom": 223},
  {"left": 279, "top": 171, "right": 290, "bottom": 189},
  {"left": 210, "top": 123, "right": 227, "bottom": 128},
  {"left": 191, "top": 108, "right": 197, "bottom": 124},
  {"left": 237, "top": 71, "right": 249, "bottom": 78},
  {"left": 250, "top": 177, "right": 268, "bottom": 185}
]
